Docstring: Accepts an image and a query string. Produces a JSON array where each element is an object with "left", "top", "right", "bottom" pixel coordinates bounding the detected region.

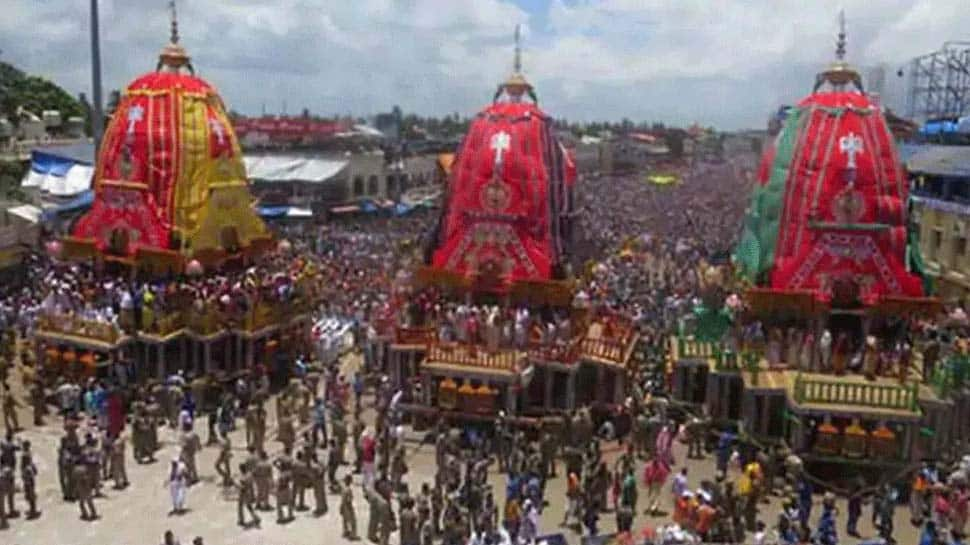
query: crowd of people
[{"left": 0, "top": 144, "right": 968, "bottom": 545}]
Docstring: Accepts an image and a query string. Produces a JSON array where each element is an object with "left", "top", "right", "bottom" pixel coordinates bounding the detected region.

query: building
[
  {"left": 233, "top": 116, "right": 353, "bottom": 149},
  {"left": 907, "top": 144, "right": 970, "bottom": 302},
  {"left": 0, "top": 202, "right": 41, "bottom": 285},
  {"left": 246, "top": 152, "right": 439, "bottom": 214}
]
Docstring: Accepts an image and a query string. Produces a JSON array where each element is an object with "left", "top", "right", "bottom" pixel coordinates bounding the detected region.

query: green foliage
[
  {"left": 0, "top": 61, "right": 84, "bottom": 128},
  {"left": 0, "top": 160, "right": 27, "bottom": 201}
]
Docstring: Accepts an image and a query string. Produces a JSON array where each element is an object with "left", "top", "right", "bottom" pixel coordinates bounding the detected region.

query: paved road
[{"left": 1, "top": 354, "right": 924, "bottom": 545}]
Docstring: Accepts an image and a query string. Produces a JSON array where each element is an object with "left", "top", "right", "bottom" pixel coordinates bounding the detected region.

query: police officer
[
  {"left": 340, "top": 474, "right": 357, "bottom": 539},
  {"left": 30, "top": 383, "right": 45, "bottom": 427},
  {"left": 180, "top": 426, "right": 202, "bottom": 485},
  {"left": 20, "top": 441, "right": 39, "bottom": 519},
  {"left": 0, "top": 465, "right": 9, "bottom": 529},
  {"left": 332, "top": 412, "right": 348, "bottom": 465},
  {"left": 312, "top": 456, "right": 328, "bottom": 516},
  {"left": 109, "top": 434, "right": 129, "bottom": 489},
  {"left": 236, "top": 463, "right": 260, "bottom": 527},
  {"left": 253, "top": 450, "right": 273, "bottom": 511},
  {"left": 215, "top": 437, "right": 233, "bottom": 487},
  {"left": 277, "top": 412, "right": 295, "bottom": 454},
  {"left": 293, "top": 450, "right": 311, "bottom": 512},
  {"left": 74, "top": 460, "right": 97, "bottom": 521},
  {"left": 274, "top": 452, "right": 294, "bottom": 524},
  {"left": 1, "top": 384, "right": 20, "bottom": 433},
  {"left": 399, "top": 495, "right": 420, "bottom": 545}
]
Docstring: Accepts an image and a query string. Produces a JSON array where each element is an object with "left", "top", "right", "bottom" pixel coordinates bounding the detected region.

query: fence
[
  {"left": 426, "top": 342, "right": 519, "bottom": 371},
  {"left": 793, "top": 375, "right": 919, "bottom": 412},
  {"left": 37, "top": 314, "right": 121, "bottom": 344},
  {"left": 580, "top": 336, "right": 628, "bottom": 364},
  {"left": 394, "top": 326, "right": 437, "bottom": 346},
  {"left": 676, "top": 335, "right": 749, "bottom": 372}
]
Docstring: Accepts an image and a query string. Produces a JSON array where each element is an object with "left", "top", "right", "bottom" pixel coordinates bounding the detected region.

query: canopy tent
[
  {"left": 256, "top": 205, "right": 288, "bottom": 218},
  {"left": 244, "top": 156, "right": 348, "bottom": 183},
  {"left": 41, "top": 190, "right": 94, "bottom": 222},
  {"left": 257, "top": 205, "right": 314, "bottom": 219},
  {"left": 21, "top": 147, "right": 95, "bottom": 197},
  {"left": 7, "top": 204, "right": 43, "bottom": 224}
]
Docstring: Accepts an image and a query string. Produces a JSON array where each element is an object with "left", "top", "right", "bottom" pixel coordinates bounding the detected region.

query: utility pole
[{"left": 90, "top": 0, "right": 105, "bottom": 152}]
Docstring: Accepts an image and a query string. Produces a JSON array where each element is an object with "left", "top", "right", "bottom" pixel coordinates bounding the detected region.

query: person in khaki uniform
[
  {"left": 366, "top": 485, "right": 396, "bottom": 545},
  {"left": 253, "top": 403, "right": 267, "bottom": 453},
  {"left": 253, "top": 451, "right": 273, "bottom": 511},
  {"left": 391, "top": 446, "right": 408, "bottom": 493},
  {"left": 0, "top": 464, "right": 14, "bottom": 524},
  {"left": 332, "top": 413, "right": 348, "bottom": 465},
  {"left": 109, "top": 434, "right": 129, "bottom": 489},
  {"left": 215, "top": 437, "right": 233, "bottom": 487},
  {"left": 274, "top": 451, "right": 294, "bottom": 524},
  {"left": 180, "top": 428, "right": 202, "bottom": 485},
  {"left": 81, "top": 436, "right": 102, "bottom": 499},
  {"left": 312, "top": 458, "right": 328, "bottom": 516},
  {"left": 292, "top": 451, "right": 311, "bottom": 512},
  {"left": 352, "top": 418, "right": 365, "bottom": 474},
  {"left": 132, "top": 412, "right": 152, "bottom": 463},
  {"left": 296, "top": 381, "right": 311, "bottom": 426},
  {"left": 74, "top": 461, "right": 98, "bottom": 520},
  {"left": 146, "top": 396, "right": 162, "bottom": 451},
  {"left": 0, "top": 465, "right": 9, "bottom": 529},
  {"left": 20, "top": 441, "right": 40, "bottom": 519},
  {"left": 236, "top": 463, "right": 260, "bottom": 528},
  {"left": 399, "top": 496, "right": 420, "bottom": 545},
  {"left": 30, "top": 383, "right": 45, "bottom": 427},
  {"left": 277, "top": 412, "right": 295, "bottom": 454},
  {"left": 340, "top": 474, "right": 358, "bottom": 539},
  {"left": 2, "top": 384, "right": 20, "bottom": 433},
  {"left": 245, "top": 403, "right": 259, "bottom": 449}
]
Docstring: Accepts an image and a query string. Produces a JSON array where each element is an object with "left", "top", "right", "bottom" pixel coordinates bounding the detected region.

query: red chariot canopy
[{"left": 430, "top": 101, "right": 575, "bottom": 288}]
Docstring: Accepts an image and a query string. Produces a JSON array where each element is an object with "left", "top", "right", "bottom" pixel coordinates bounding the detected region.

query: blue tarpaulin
[
  {"left": 394, "top": 202, "right": 415, "bottom": 216},
  {"left": 921, "top": 119, "right": 963, "bottom": 135},
  {"left": 360, "top": 200, "right": 379, "bottom": 213},
  {"left": 257, "top": 205, "right": 289, "bottom": 218},
  {"left": 22, "top": 144, "right": 96, "bottom": 197}
]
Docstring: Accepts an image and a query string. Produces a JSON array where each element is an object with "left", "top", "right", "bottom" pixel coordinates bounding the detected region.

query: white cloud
[{"left": 0, "top": 0, "right": 967, "bottom": 129}]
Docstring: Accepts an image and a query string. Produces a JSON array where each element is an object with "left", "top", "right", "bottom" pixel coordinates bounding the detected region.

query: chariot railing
[{"left": 793, "top": 375, "right": 920, "bottom": 412}]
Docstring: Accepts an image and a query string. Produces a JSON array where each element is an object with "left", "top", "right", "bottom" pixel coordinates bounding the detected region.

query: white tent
[
  {"left": 22, "top": 163, "right": 94, "bottom": 197},
  {"left": 244, "top": 156, "right": 348, "bottom": 183},
  {"left": 7, "top": 204, "right": 43, "bottom": 224}
]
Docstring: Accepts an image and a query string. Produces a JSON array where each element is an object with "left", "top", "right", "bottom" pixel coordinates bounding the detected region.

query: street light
[{"left": 90, "top": 0, "right": 105, "bottom": 152}]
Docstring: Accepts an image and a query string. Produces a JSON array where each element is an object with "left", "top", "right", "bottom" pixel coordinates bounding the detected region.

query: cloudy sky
[{"left": 1, "top": 0, "right": 967, "bottom": 129}]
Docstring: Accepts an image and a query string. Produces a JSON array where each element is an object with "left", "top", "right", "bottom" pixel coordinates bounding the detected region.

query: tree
[{"left": 0, "top": 62, "right": 84, "bottom": 123}]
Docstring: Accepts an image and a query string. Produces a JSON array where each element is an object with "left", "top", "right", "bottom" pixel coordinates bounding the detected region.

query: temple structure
[
  {"left": 375, "top": 27, "right": 638, "bottom": 425},
  {"left": 65, "top": 2, "right": 270, "bottom": 273},
  {"left": 423, "top": 24, "right": 576, "bottom": 298},
  {"left": 672, "top": 16, "right": 962, "bottom": 484},
  {"left": 34, "top": 4, "right": 312, "bottom": 386}
]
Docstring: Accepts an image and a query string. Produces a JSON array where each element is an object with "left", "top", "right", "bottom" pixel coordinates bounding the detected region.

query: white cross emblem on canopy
[
  {"left": 126, "top": 105, "right": 144, "bottom": 136},
  {"left": 490, "top": 131, "right": 511, "bottom": 166},
  {"left": 839, "top": 132, "right": 863, "bottom": 169}
]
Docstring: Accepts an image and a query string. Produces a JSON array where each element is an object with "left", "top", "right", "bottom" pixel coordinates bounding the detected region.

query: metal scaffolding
[{"left": 906, "top": 42, "right": 970, "bottom": 122}]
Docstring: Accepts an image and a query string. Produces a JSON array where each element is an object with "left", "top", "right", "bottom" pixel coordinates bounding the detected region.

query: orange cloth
[
  {"left": 696, "top": 503, "right": 717, "bottom": 534},
  {"left": 567, "top": 473, "right": 580, "bottom": 497},
  {"left": 673, "top": 497, "right": 690, "bottom": 526}
]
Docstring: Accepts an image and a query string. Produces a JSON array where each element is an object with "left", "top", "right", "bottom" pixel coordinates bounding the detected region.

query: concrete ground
[{"left": 0, "top": 353, "right": 924, "bottom": 545}]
